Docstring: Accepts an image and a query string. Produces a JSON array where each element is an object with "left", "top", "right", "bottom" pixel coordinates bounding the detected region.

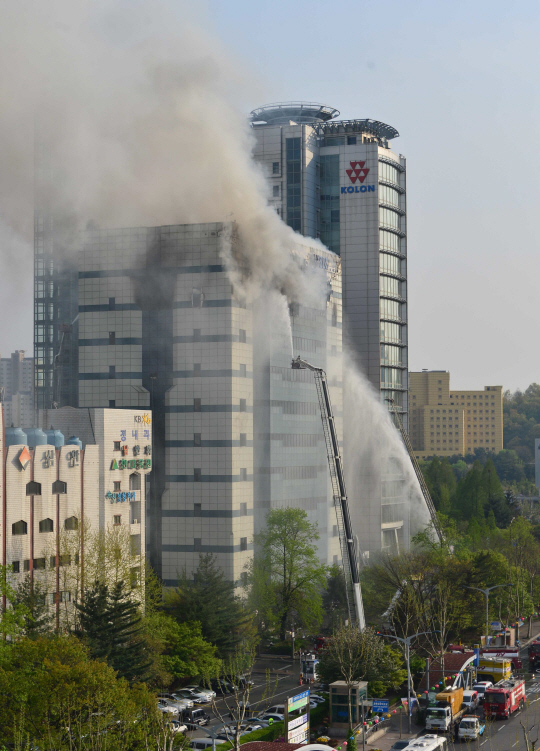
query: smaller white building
[{"left": 0, "top": 406, "right": 151, "bottom": 626}]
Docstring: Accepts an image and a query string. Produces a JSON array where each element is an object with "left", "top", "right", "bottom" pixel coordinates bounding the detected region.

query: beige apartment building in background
[{"left": 409, "top": 370, "right": 503, "bottom": 460}]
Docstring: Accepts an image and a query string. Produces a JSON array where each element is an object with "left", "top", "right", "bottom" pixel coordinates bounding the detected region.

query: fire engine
[{"left": 484, "top": 679, "right": 526, "bottom": 719}]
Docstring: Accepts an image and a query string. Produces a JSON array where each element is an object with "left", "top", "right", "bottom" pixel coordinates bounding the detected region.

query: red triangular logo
[{"left": 347, "top": 161, "right": 369, "bottom": 184}]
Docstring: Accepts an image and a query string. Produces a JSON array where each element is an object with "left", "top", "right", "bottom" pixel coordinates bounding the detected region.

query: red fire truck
[
  {"left": 480, "top": 646, "right": 523, "bottom": 671},
  {"left": 484, "top": 679, "right": 526, "bottom": 719}
]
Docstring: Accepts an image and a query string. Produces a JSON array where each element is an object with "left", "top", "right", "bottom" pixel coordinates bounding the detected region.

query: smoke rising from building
[{"left": 0, "top": 0, "right": 431, "bottom": 556}]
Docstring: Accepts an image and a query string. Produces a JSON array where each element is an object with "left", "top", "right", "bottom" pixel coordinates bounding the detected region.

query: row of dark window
[
  {"left": 12, "top": 553, "right": 78, "bottom": 573},
  {"left": 25, "top": 480, "right": 67, "bottom": 497},
  {"left": 12, "top": 516, "right": 78, "bottom": 536}
]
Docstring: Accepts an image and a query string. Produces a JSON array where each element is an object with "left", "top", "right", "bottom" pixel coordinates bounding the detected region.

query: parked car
[
  {"left": 260, "top": 712, "right": 284, "bottom": 722},
  {"left": 172, "top": 690, "right": 196, "bottom": 707},
  {"left": 310, "top": 695, "right": 327, "bottom": 704},
  {"left": 181, "top": 708, "right": 210, "bottom": 726},
  {"left": 210, "top": 679, "right": 230, "bottom": 695},
  {"left": 266, "top": 705, "right": 286, "bottom": 715},
  {"left": 184, "top": 685, "right": 216, "bottom": 701},
  {"left": 237, "top": 675, "right": 255, "bottom": 689},
  {"left": 170, "top": 720, "right": 188, "bottom": 734},
  {"left": 158, "top": 699, "right": 179, "bottom": 716},
  {"left": 243, "top": 723, "right": 263, "bottom": 733},
  {"left": 159, "top": 693, "right": 192, "bottom": 710}
]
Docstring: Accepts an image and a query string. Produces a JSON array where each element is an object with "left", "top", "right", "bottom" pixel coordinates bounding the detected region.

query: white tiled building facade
[
  {"left": 250, "top": 103, "right": 408, "bottom": 426},
  {"left": 75, "top": 222, "right": 342, "bottom": 583},
  {"left": 1, "top": 407, "right": 150, "bottom": 621}
]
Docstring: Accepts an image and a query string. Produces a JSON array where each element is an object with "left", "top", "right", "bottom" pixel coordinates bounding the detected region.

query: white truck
[
  {"left": 425, "top": 687, "right": 466, "bottom": 733},
  {"left": 458, "top": 716, "right": 485, "bottom": 742}
]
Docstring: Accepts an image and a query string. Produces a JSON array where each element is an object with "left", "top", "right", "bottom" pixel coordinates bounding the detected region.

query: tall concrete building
[
  {"left": 74, "top": 222, "right": 341, "bottom": 582},
  {"left": 409, "top": 370, "right": 503, "bottom": 460},
  {"left": 0, "top": 350, "right": 35, "bottom": 428},
  {"left": 250, "top": 102, "right": 408, "bottom": 427}
]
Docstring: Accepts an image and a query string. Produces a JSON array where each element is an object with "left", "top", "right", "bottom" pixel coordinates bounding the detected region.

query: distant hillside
[{"left": 504, "top": 384, "right": 540, "bottom": 465}]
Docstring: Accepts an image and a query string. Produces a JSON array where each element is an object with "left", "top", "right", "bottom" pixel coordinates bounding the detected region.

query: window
[
  {"left": 194, "top": 468, "right": 201, "bottom": 482},
  {"left": 194, "top": 538, "right": 202, "bottom": 551},
  {"left": 194, "top": 503, "right": 202, "bottom": 517},
  {"left": 239, "top": 329, "right": 246, "bottom": 343},
  {"left": 59, "top": 554, "right": 71, "bottom": 566},
  {"left": 114, "top": 441, "right": 121, "bottom": 451},
  {"left": 272, "top": 162, "right": 280, "bottom": 174},
  {"left": 33, "top": 558, "right": 46, "bottom": 570},
  {"left": 114, "top": 481, "right": 121, "bottom": 492},
  {"left": 240, "top": 468, "right": 247, "bottom": 481},
  {"left": 286, "top": 137, "right": 301, "bottom": 231},
  {"left": 239, "top": 364, "right": 246, "bottom": 377},
  {"left": 273, "top": 185, "right": 280, "bottom": 197},
  {"left": 240, "top": 433, "right": 247, "bottom": 447},
  {"left": 64, "top": 516, "right": 78, "bottom": 531},
  {"left": 333, "top": 525, "right": 338, "bottom": 537},
  {"left": 23, "top": 560, "right": 30, "bottom": 572},
  {"left": 191, "top": 288, "right": 204, "bottom": 307},
  {"left": 12, "top": 561, "right": 20, "bottom": 573},
  {"left": 26, "top": 481, "right": 41, "bottom": 496},
  {"left": 129, "top": 473, "right": 141, "bottom": 490},
  {"left": 194, "top": 398, "right": 201, "bottom": 412},
  {"left": 193, "top": 328, "right": 201, "bottom": 341},
  {"left": 332, "top": 304, "right": 337, "bottom": 327},
  {"left": 347, "top": 136, "right": 357, "bottom": 145},
  {"left": 109, "top": 399, "right": 116, "bottom": 407},
  {"left": 108, "top": 297, "right": 115, "bottom": 310},
  {"left": 60, "top": 591, "right": 71, "bottom": 603},
  {"left": 109, "top": 331, "right": 116, "bottom": 344},
  {"left": 193, "top": 363, "right": 201, "bottom": 374},
  {"left": 52, "top": 480, "right": 67, "bottom": 494},
  {"left": 39, "top": 518, "right": 53, "bottom": 533},
  {"left": 12, "top": 520, "right": 27, "bottom": 535},
  {"left": 109, "top": 365, "right": 115, "bottom": 379},
  {"left": 194, "top": 433, "right": 201, "bottom": 446},
  {"left": 240, "top": 537, "right": 247, "bottom": 551},
  {"left": 240, "top": 503, "right": 247, "bottom": 516},
  {"left": 113, "top": 515, "right": 121, "bottom": 525},
  {"left": 130, "top": 566, "right": 140, "bottom": 589},
  {"left": 240, "top": 398, "right": 246, "bottom": 412}
]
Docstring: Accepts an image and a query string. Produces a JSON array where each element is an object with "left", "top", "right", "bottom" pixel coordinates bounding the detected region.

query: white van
[{"left": 462, "top": 690, "right": 478, "bottom": 710}]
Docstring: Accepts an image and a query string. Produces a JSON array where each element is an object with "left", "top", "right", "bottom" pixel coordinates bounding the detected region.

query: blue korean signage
[{"left": 372, "top": 699, "right": 389, "bottom": 713}]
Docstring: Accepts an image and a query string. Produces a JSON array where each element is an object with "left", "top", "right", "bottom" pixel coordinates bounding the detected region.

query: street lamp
[
  {"left": 463, "top": 584, "right": 512, "bottom": 646},
  {"left": 379, "top": 630, "right": 439, "bottom": 733}
]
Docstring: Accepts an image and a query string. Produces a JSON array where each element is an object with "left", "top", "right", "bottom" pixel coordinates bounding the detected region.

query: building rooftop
[{"left": 250, "top": 102, "right": 340, "bottom": 125}]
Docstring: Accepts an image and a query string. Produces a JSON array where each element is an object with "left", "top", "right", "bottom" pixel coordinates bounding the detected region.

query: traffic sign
[{"left": 372, "top": 699, "right": 389, "bottom": 713}]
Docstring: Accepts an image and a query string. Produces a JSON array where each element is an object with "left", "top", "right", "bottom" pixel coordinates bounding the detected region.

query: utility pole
[
  {"left": 463, "top": 584, "right": 512, "bottom": 645},
  {"left": 380, "top": 630, "right": 439, "bottom": 733}
]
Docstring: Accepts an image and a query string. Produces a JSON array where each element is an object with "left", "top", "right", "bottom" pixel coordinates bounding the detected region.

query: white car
[
  {"left": 170, "top": 720, "right": 188, "bottom": 734},
  {"left": 171, "top": 690, "right": 196, "bottom": 707},
  {"left": 184, "top": 685, "right": 216, "bottom": 702},
  {"left": 260, "top": 712, "right": 284, "bottom": 722},
  {"left": 158, "top": 699, "right": 179, "bottom": 716},
  {"left": 310, "top": 695, "right": 326, "bottom": 704}
]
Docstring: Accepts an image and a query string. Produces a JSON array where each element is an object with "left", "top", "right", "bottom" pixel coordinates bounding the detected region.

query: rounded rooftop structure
[{"left": 250, "top": 101, "right": 340, "bottom": 125}]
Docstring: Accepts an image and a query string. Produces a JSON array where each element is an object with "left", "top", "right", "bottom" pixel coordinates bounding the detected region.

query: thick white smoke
[{"left": 0, "top": 0, "right": 431, "bottom": 553}]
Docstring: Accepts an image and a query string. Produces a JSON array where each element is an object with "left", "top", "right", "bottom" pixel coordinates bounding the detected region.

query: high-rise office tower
[{"left": 250, "top": 102, "right": 408, "bottom": 427}]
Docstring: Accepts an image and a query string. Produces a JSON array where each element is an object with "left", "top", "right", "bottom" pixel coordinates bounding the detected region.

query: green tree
[
  {"left": 76, "top": 579, "right": 151, "bottom": 682},
  {"left": 165, "top": 554, "right": 250, "bottom": 657},
  {"left": 0, "top": 635, "right": 169, "bottom": 748},
  {"left": 147, "top": 613, "right": 222, "bottom": 681},
  {"left": 12, "top": 574, "right": 53, "bottom": 638},
  {"left": 322, "top": 563, "right": 349, "bottom": 630},
  {"left": 318, "top": 625, "right": 406, "bottom": 704},
  {"left": 482, "top": 459, "right": 511, "bottom": 527},
  {"left": 248, "top": 508, "right": 327, "bottom": 640}
]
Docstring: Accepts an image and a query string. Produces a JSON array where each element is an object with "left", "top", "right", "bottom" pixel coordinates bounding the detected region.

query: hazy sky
[{"left": 1, "top": 0, "right": 539, "bottom": 392}]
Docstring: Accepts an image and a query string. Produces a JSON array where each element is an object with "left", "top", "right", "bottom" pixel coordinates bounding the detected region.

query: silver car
[
  {"left": 184, "top": 685, "right": 215, "bottom": 702},
  {"left": 169, "top": 691, "right": 195, "bottom": 709}
]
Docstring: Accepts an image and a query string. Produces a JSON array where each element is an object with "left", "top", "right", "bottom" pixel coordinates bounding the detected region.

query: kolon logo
[{"left": 346, "top": 161, "right": 369, "bottom": 184}]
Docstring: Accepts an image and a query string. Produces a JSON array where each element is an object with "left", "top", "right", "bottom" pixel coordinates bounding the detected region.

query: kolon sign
[{"left": 341, "top": 161, "right": 375, "bottom": 194}]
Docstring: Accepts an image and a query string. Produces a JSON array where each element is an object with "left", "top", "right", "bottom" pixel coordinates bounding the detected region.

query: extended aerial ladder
[
  {"left": 291, "top": 356, "right": 365, "bottom": 629},
  {"left": 385, "top": 398, "right": 444, "bottom": 544}
]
